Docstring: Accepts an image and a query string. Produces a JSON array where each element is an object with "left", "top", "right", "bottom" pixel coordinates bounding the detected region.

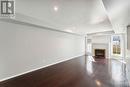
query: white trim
[
  {"left": 0, "top": 55, "right": 84, "bottom": 82},
  {"left": 0, "top": 18, "right": 83, "bottom": 36}
]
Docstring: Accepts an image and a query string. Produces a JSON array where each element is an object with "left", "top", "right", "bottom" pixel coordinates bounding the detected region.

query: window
[
  {"left": 111, "top": 35, "right": 123, "bottom": 57},
  {"left": 112, "top": 35, "right": 121, "bottom": 54}
]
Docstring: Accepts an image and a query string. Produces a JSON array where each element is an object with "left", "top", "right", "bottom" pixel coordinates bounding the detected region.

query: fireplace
[{"left": 94, "top": 49, "right": 105, "bottom": 58}]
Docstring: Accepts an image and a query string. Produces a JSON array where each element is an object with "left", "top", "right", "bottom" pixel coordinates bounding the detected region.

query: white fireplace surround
[{"left": 92, "top": 43, "right": 109, "bottom": 58}]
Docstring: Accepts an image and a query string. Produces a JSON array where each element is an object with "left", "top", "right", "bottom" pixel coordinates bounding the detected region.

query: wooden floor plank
[{"left": 0, "top": 56, "right": 130, "bottom": 87}]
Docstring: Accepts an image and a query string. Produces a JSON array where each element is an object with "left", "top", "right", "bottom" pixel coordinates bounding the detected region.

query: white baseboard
[{"left": 0, "top": 55, "right": 84, "bottom": 82}]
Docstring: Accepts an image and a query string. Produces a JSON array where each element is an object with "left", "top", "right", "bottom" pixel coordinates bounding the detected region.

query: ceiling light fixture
[{"left": 54, "top": 6, "right": 59, "bottom": 12}]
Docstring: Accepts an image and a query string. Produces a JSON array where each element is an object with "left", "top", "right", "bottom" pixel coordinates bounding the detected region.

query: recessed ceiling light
[{"left": 54, "top": 6, "right": 58, "bottom": 12}]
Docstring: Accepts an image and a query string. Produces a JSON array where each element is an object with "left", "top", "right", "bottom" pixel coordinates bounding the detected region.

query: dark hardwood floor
[{"left": 0, "top": 56, "right": 130, "bottom": 87}]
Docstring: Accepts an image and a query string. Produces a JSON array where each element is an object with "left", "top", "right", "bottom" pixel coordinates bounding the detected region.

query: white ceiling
[
  {"left": 13, "top": 0, "right": 128, "bottom": 34},
  {"left": 102, "top": 0, "right": 129, "bottom": 33}
]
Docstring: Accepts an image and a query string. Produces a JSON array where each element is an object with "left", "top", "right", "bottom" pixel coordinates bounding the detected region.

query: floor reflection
[
  {"left": 86, "top": 58, "right": 93, "bottom": 75},
  {"left": 85, "top": 56, "right": 130, "bottom": 87},
  {"left": 1, "top": 56, "right": 130, "bottom": 87}
]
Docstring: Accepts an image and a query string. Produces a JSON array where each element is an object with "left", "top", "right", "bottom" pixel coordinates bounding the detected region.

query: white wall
[
  {"left": 92, "top": 35, "right": 110, "bottom": 44},
  {"left": 0, "top": 21, "right": 85, "bottom": 81}
]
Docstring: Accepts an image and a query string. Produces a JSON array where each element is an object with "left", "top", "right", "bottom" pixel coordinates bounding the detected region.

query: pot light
[{"left": 54, "top": 6, "right": 58, "bottom": 12}]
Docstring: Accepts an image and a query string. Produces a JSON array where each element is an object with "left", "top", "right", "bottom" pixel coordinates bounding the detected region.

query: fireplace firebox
[{"left": 94, "top": 49, "right": 105, "bottom": 58}]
